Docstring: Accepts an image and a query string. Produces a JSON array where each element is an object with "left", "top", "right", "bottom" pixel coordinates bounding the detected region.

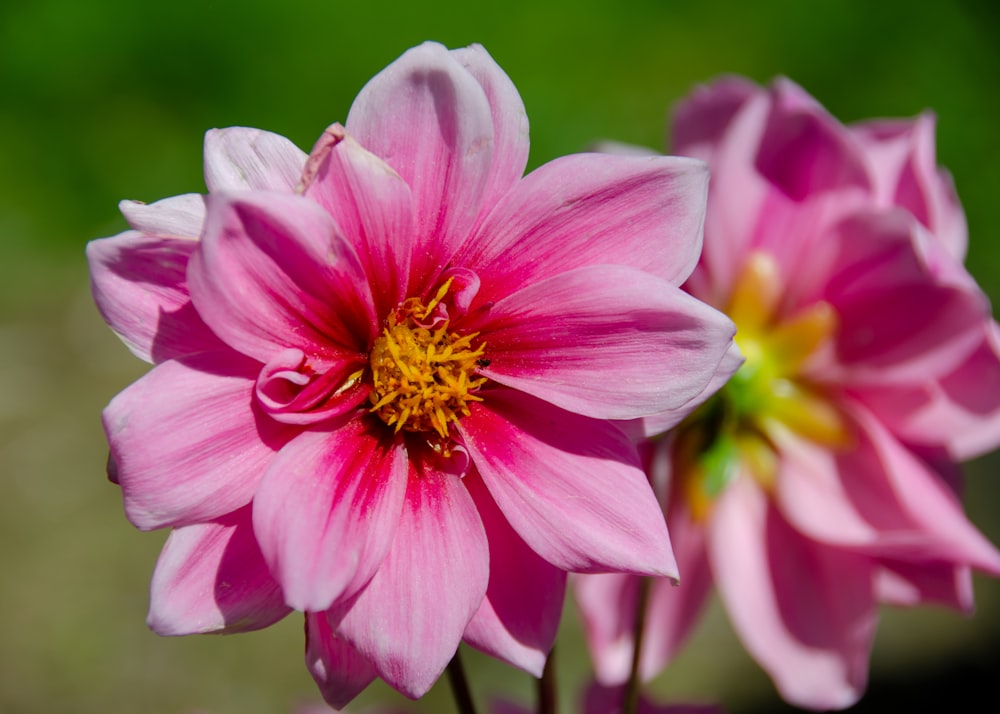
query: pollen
[{"left": 368, "top": 284, "right": 488, "bottom": 439}]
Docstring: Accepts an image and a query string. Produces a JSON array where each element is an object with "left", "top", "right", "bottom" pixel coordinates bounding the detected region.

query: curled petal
[
  {"left": 459, "top": 388, "right": 676, "bottom": 577},
  {"left": 331, "top": 458, "right": 489, "bottom": 698},
  {"left": 255, "top": 347, "right": 370, "bottom": 425},
  {"left": 148, "top": 506, "right": 290, "bottom": 635}
]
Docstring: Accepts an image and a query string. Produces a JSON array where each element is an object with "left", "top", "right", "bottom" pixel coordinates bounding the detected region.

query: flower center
[
  {"left": 368, "top": 281, "right": 487, "bottom": 439},
  {"left": 676, "top": 251, "right": 849, "bottom": 518}
]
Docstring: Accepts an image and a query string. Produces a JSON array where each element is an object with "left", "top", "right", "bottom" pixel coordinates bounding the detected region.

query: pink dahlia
[
  {"left": 576, "top": 77, "right": 1000, "bottom": 710},
  {"left": 88, "top": 43, "right": 737, "bottom": 706}
]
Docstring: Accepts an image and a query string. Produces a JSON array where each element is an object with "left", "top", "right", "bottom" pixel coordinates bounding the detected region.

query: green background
[{"left": 1, "top": 0, "right": 998, "bottom": 712}]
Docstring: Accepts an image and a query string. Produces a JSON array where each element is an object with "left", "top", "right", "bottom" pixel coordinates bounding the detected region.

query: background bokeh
[{"left": 2, "top": 0, "right": 998, "bottom": 712}]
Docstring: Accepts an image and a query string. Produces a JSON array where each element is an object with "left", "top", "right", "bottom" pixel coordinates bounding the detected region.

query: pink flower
[
  {"left": 576, "top": 77, "right": 1000, "bottom": 710},
  {"left": 492, "top": 681, "right": 722, "bottom": 714},
  {"left": 88, "top": 43, "right": 737, "bottom": 706}
]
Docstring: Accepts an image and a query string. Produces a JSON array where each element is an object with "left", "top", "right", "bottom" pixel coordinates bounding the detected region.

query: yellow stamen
[
  {"left": 726, "top": 251, "right": 783, "bottom": 336},
  {"left": 759, "top": 379, "right": 851, "bottom": 448},
  {"left": 766, "top": 301, "right": 837, "bottom": 373},
  {"left": 368, "top": 285, "right": 487, "bottom": 438},
  {"left": 679, "top": 250, "right": 849, "bottom": 514},
  {"left": 732, "top": 431, "right": 779, "bottom": 491}
]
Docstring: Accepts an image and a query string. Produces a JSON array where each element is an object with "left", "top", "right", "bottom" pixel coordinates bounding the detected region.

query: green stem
[
  {"left": 446, "top": 649, "right": 479, "bottom": 714},
  {"left": 537, "top": 645, "right": 557, "bottom": 714},
  {"left": 622, "top": 576, "right": 652, "bottom": 714}
]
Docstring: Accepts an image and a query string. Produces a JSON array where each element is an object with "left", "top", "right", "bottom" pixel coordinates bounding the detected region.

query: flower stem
[
  {"left": 622, "top": 576, "right": 652, "bottom": 714},
  {"left": 537, "top": 645, "right": 557, "bottom": 714},
  {"left": 446, "top": 649, "right": 479, "bottom": 714}
]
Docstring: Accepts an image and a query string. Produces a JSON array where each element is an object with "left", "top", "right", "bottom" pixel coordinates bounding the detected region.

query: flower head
[
  {"left": 88, "top": 43, "right": 737, "bottom": 706},
  {"left": 576, "top": 76, "right": 1000, "bottom": 710}
]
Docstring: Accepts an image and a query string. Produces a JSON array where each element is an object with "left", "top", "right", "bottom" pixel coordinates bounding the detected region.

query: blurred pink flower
[
  {"left": 88, "top": 43, "right": 737, "bottom": 706},
  {"left": 492, "top": 681, "right": 721, "bottom": 714},
  {"left": 576, "top": 76, "right": 1000, "bottom": 710}
]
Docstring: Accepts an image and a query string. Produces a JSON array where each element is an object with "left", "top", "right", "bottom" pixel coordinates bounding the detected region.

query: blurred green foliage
[{"left": 1, "top": 1, "right": 999, "bottom": 712}]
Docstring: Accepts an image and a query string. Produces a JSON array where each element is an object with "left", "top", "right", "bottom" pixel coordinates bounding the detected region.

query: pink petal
[
  {"left": 875, "top": 559, "right": 974, "bottom": 612},
  {"left": 203, "top": 126, "right": 307, "bottom": 192},
  {"left": 188, "top": 191, "right": 376, "bottom": 363},
  {"left": 754, "top": 78, "right": 872, "bottom": 201},
  {"left": 773, "top": 410, "right": 1000, "bottom": 573},
  {"left": 927, "top": 321, "right": 1000, "bottom": 459},
  {"left": 583, "top": 682, "right": 723, "bottom": 714},
  {"left": 330, "top": 458, "right": 489, "bottom": 699},
  {"left": 252, "top": 418, "right": 408, "bottom": 612},
  {"left": 458, "top": 388, "right": 676, "bottom": 577},
  {"left": 852, "top": 406, "right": 1000, "bottom": 571},
  {"left": 709, "top": 476, "right": 877, "bottom": 710},
  {"left": 575, "top": 481, "right": 713, "bottom": 685},
  {"left": 640, "top": 341, "right": 745, "bottom": 437},
  {"left": 346, "top": 42, "right": 498, "bottom": 285},
  {"left": 148, "top": 506, "right": 290, "bottom": 635},
  {"left": 87, "top": 232, "right": 225, "bottom": 363},
  {"left": 254, "top": 347, "right": 370, "bottom": 425},
  {"left": 859, "top": 321, "right": 1000, "bottom": 460},
  {"left": 670, "top": 75, "right": 760, "bottom": 161},
  {"left": 573, "top": 572, "right": 641, "bottom": 684},
  {"left": 450, "top": 44, "right": 530, "bottom": 217},
  {"left": 471, "top": 265, "right": 736, "bottom": 420},
  {"left": 104, "top": 350, "right": 296, "bottom": 530},
  {"left": 305, "top": 612, "right": 377, "bottom": 709},
  {"left": 492, "top": 701, "right": 531, "bottom": 714},
  {"left": 823, "top": 211, "right": 987, "bottom": 383},
  {"left": 300, "top": 124, "right": 415, "bottom": 315},
  {"left": 459, "top": 153, "right": 710, "bottom": 302},
  {"left": 851, "top": 113, "right": 968, "bottom": 262},
  {"left": 639, "top": 495, "right": 713, "bottom": 681},
  {"left": 681, "top": 90, "right": 773, "bottom": 297},
  {"left": 119, "top": 193, "right": 205, "bottom": 237},
  {"left": 773, "top": 427, "right": 896, "bottom": 548},
  {"left": 462, "top": 471, "right": 566, "bottom": 676}
]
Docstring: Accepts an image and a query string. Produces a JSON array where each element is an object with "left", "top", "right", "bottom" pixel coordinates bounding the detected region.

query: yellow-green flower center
[
  {"left": 677, "top": 251, "right": 849, "bottom": 518},
  {"left": 368, "top": 281, "right": 487, "bottom": 439}
]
